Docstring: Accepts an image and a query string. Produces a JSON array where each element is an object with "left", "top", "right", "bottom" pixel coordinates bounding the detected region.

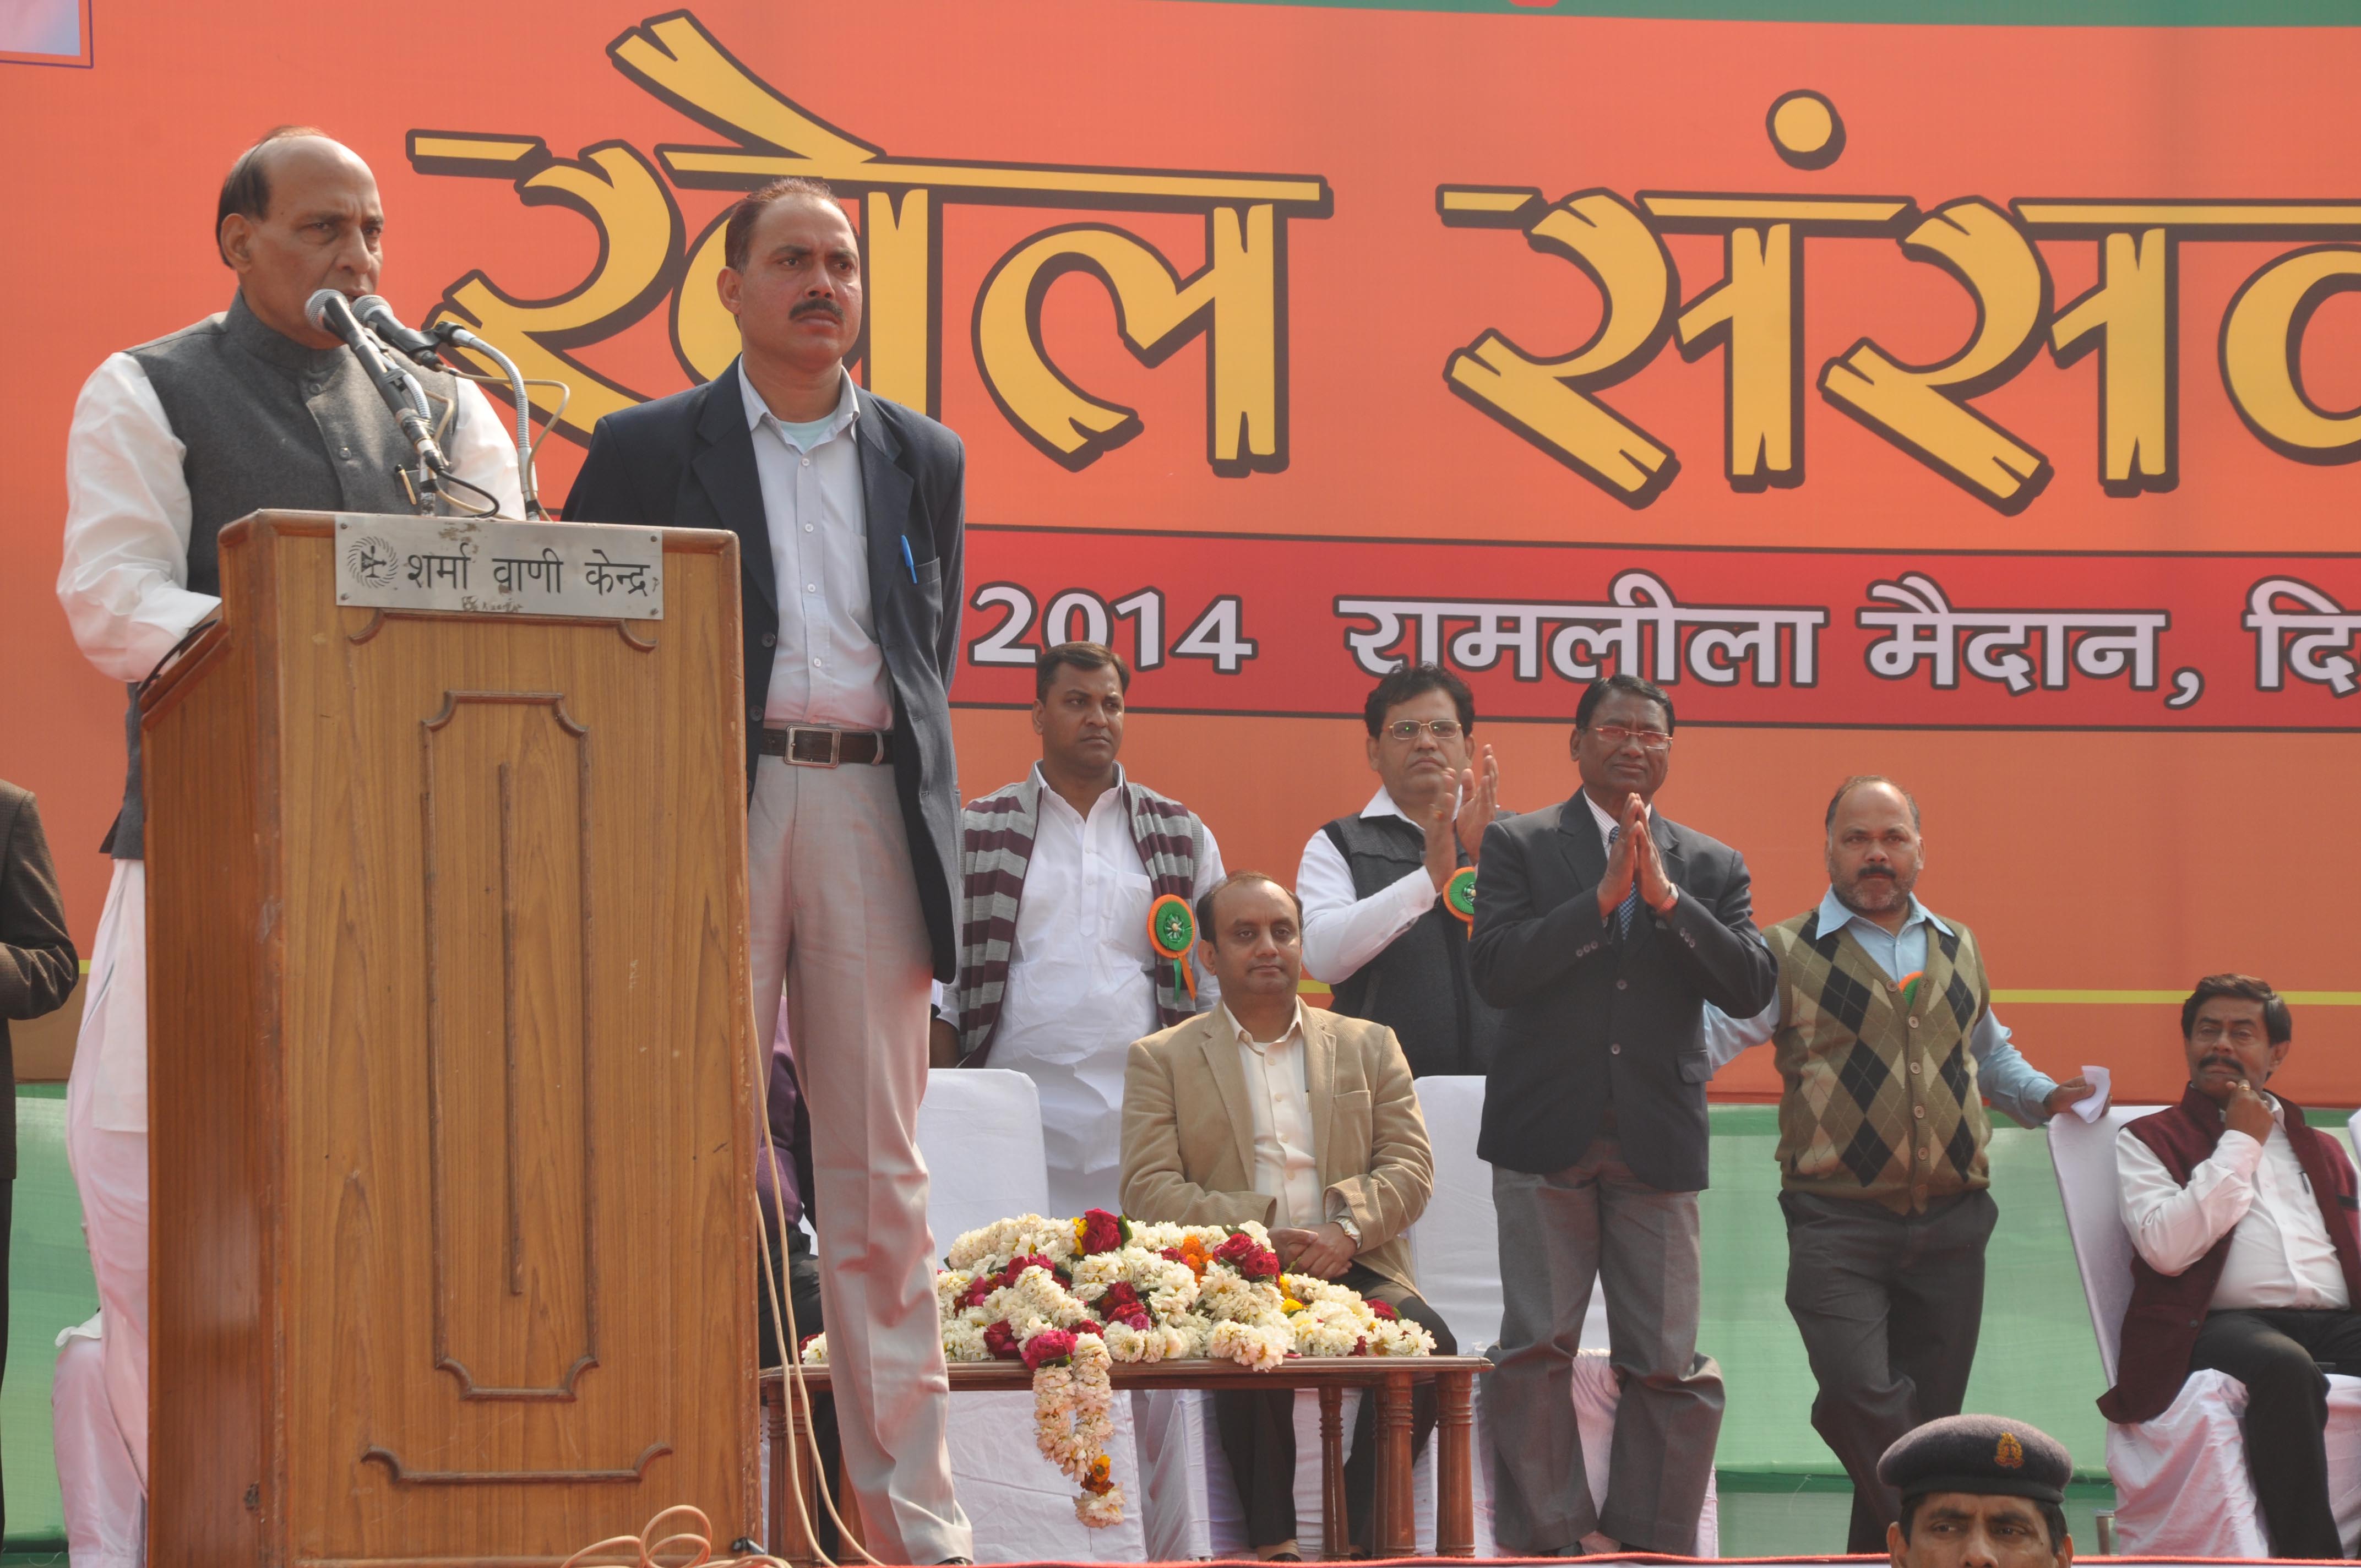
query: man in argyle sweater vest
[
  {"left": 1706, "top": 777, "right": 2091, "bottom": 1553},
  {"left": 935, "top": 643, "right": 1222, "bottom": 1215}
]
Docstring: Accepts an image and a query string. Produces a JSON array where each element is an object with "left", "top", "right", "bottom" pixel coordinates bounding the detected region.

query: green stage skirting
[
  {"left": 7, "top": 1087, "right": 99, "bottom": 1550},
  {"left": 1698, "top": 1108, "right": 2109, "bottom": 1480},
  {"left": 0, "top": 1093, "right": 2343, "bottom": 1549}
]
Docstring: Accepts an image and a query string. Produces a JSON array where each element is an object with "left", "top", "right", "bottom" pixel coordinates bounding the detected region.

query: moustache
[
  {"left": 1855, "top": 867, "right": 1895, "bottom": 880},
  {"left": 791, "top": 299, "right": 845, "bottom": 322},
  {"left": 2200, "top": 1054, "right": 2242, "bottom": 1074}
]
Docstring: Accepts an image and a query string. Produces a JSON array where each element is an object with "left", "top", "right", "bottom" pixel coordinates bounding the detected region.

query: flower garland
[{"left": 801, "top": 1209, "right": 1434, "bottom": 1528}]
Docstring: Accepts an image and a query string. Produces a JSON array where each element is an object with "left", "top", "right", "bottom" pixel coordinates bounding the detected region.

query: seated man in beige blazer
[{"left": 1123, "top": 870, "right": 1456, "bottom": 1561}]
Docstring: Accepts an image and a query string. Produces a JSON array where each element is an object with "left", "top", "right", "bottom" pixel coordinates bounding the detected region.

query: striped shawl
[{"left": 951, "top": 773, "right": 1207, "bottom": 1064}]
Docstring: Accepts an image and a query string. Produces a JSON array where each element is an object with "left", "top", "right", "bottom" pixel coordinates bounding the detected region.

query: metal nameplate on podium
[{"left": 334, "top": 514, "right": 664, "bottom": 618}]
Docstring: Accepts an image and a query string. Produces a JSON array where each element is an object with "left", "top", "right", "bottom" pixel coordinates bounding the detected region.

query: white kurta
[
  {"left": 53, "top": 335, "right": 524, "bottom": 1522},
  {"left": 964, "top": 766, "right": 1224, "bottom": 1217}
]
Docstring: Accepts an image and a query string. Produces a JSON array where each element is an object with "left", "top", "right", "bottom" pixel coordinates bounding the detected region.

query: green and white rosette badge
[
  {"left": 1445, "top": 867, "right": 1477, "bottom": 925},
  {"left": 1147, "top": 892, "right": 1198, "bottom": 1002}
]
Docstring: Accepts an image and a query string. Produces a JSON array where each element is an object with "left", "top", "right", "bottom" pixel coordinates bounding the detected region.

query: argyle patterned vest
[{"left": 1768, "top": 908, "right": 1993, "bottom": 1214}]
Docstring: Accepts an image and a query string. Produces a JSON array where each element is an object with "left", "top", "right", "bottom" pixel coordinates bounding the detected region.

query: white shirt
[
  {"left": 1582, "top": 790, "right": 1623, "bottom": 853},
  {"left": 739, "top": 363, "right": 891, "bottom": 731},
  {"left": 57, "top": 337, "right": 523, "bottom": 1137},
  {"left": 1297, "top": 786, "right": 1442, "bottom": 985},
  {"left": 58, "top": 348, "right": 525, "bottom": 683},
  {"left": 951, "top": 766, "right": 1224, "bottom": 1215},
  {"left": 1225, "top": 1002, "right": 1321, "bottom": 1228},
  {"left": 2117, "top": 1093, "right": 2352, "bottom": 1310}
]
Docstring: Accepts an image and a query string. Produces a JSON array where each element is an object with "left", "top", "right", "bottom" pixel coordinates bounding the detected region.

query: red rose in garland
[
  {"left": 1000, "top": 1253, "right": 1067, "bottom": 1288},
  {"left": 1367, "top": 1299, "right": 1399, "bottom": 1320},
  {"left": 1212, "top": 1231, "right": 1282, "bottom": 1282},
  {"left": 1021, "top": 1328, "right": 1078, "bottom": 1370},
  {"left": 1078, "top": 1208, "right": 1129, "bottom": 1256},
  {"left": 1097, "top": 1281, "right": 1152, "bottom": 1330},
  {"left": 983, "top": 1321, "right": 1022, "bottom": 1360}
]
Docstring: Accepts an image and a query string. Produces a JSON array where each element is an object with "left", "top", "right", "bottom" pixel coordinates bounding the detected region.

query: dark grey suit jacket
[
  {"left": 1470, "top": 793, "right": 1775, "bottom": 1192},
  {"left": 564, "top": 365, "right": 966, "bottom": 979},
  {"left": 0, "top": 783, "right": 77, "bottom": 1179}
]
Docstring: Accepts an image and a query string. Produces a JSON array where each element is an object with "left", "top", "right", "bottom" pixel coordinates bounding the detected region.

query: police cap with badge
[{"left": 1878, "top": 1414, "right": 2073, "bottom": 1504}]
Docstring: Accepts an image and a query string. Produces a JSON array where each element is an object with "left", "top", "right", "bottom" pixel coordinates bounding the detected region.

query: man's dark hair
[
  {"left": 1896, "top": 1493, "right": 2068, "bottom": 1553},
  {"left": 1574, "top": 672, "right": 1675, "bottom": 733},
  {"left": 216, "top": 125, "right": 329, "bottom": 266},
  {"left": 1195, "top": 871, "right": 1302, "bottom": 946},
  {"left": 1035, "top": 641, "right": 1131, "bottom": 704},
  {"left": 2180, "top": 973, "right": 2292, "bottom": 1045},
  {"left": 1363, "top": 664, "right": 1475, "bottom": 739},
  {"left": 1825, "top": 775, "right": 1923, "bottom": 832},
  {"left": 722, "top": 176, "right": 842, "bottom": 272}
]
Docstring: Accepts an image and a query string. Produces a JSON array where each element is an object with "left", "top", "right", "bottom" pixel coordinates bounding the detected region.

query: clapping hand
[
  {"left": 1423, "top": 793, "right": 1459, "bottom": 895},
  {"left": 1596, "top": 793, "right": 1639, "bottom": 921},
  {"left": 1631, "top": 803, "right": 1677, "bottom": 913},
  {"left": 1455, "top": 744, "right": 1500, "bottom": 863}
]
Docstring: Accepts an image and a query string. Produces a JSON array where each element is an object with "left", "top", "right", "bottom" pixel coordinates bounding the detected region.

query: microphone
[
  {"left": 352, "top": 295, "right": 447, "bottom": 368},
  {"left": 307, "top": 289, "right": 450, "bottom": 477}
]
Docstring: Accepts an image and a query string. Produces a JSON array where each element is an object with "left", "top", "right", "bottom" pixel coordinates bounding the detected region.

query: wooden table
[{"left": 758, "top": 1355, "right": 1490, "bottom": 1562}]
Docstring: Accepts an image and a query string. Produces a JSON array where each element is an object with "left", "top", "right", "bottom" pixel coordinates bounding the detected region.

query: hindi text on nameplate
[{"left": 334, "top": 516, "right": 665, "bottom": 619}]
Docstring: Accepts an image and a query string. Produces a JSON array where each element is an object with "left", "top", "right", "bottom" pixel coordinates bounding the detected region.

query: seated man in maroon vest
[{"left": 2103, "top": 973, "right": 2361, "bottom": 1559}]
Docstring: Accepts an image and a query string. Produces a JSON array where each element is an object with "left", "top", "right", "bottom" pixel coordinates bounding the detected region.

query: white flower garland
[{"left": 822, "top": 1213, "right": 1427, "bottom": 1528}]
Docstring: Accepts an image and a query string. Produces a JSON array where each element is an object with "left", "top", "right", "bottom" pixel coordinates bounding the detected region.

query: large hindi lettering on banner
[{"left": 4, "top": 0, "right": 2357, "bottom": 1099}]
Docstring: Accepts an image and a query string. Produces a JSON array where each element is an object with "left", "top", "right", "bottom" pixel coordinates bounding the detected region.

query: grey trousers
[
  {"left": 1780, "top": 1188, "right": 1996, "bottom": 1554},
  {"left": 1489, "top": 1137, "right": 1723, "bottom": 1554},
  {"left": 750, "top": 759, "right": 972, "bottom": 1564}
]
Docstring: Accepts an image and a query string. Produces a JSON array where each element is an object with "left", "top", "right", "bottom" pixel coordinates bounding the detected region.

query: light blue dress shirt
[{"left": 1701, "top": 888, "right": 2059, "bottom": 1128}]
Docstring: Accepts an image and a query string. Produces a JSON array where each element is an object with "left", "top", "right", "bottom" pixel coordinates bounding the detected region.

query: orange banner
[{"left": 4, "top": 1, "right": 2358, "bottom": 1102}]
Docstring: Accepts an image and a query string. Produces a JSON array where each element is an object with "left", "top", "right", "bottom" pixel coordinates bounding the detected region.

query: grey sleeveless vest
[
  {"left": 104, "top": 293, "right": 461, "bottom": 858},
  {"left": 1319, "top": 811, "right": 1504, "bottom": 1077}
]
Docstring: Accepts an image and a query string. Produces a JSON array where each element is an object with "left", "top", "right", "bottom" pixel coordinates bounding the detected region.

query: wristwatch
[{"left": 1332, "top": 1213, "right": 1362, "bottom": 1248}]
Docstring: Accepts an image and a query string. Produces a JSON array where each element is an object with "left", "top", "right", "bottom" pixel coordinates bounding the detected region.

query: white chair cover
[
  {"left": 53, "top": 1314, "right": 144, "bottom": 1567},
  {"left": 1410, "top": 1076, "right": 1607, "bottom": 1354},
  {"left": 913, "top": 1068, "right": 1148, "bottom": 1562},
  {"left": 2049, "top": 1103, "right": 2361, "bottom": 1555}
]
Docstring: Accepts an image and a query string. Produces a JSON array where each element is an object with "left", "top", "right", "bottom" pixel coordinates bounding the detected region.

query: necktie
[{"left": 1607, "top": 825, "right": 1641, "bottom": 939}]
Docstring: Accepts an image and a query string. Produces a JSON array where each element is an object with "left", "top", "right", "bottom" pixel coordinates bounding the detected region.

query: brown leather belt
[{"left": 759, "top": 725, "right": 893, "bottom": 766}]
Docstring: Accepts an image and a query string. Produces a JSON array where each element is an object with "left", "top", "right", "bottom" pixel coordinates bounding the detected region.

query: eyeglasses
[
  {"left": 1383, "top": 718, "right": 1464, "bottom": 741},
  {"left": 1587, "top": 724, "right": 1673, "bottom": 752},
  {"left": 2191, "top": 1021, "right": 2266, "bottom": 1046}
]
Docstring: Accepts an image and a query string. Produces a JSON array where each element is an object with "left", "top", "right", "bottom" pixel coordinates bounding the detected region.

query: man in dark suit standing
[
  {"left": 566, "top": 176, "right": 972, "bottom": 1564},
  {"left": 1471, "top": 672, "right": 1776, "bottom": 1556},
  {"left": 1, "top": 780, "right": 78, "bottom": 1539}
]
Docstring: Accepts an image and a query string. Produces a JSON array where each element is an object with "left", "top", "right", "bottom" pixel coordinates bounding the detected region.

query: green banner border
[{"left": 1167, "top": 0, "right": 2360, "bottom": 26}]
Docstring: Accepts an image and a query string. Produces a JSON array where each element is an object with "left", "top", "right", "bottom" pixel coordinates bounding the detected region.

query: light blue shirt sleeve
[
  {"left": 1705, "top": 995, "right": 1780, "bottom": 1072},
  {"left": 1969, "top": 1006, "right": 2059, "bottom": 1127}
]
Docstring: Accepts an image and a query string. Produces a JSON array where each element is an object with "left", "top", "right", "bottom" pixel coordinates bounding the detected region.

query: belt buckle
[{"left": 787, "top": 726, "right": 841, "bottom": 767}]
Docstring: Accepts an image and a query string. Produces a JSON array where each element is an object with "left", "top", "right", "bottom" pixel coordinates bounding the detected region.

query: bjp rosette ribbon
[{"left": 1147, "top": 893, "right": 1198, "bottom": 1002}]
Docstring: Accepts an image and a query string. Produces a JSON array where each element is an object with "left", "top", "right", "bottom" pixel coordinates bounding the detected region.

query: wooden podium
[{"left": 141, "top": 513, "right": 758, "bottom": 1565}]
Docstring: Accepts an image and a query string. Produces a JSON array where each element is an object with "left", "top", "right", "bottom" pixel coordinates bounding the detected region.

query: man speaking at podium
[
  {"left": 567, "top": 177, "right": 975, "bottom": 1565},
  {"left": 53, "top": 126, "right": 520, "bottom": 1548}
]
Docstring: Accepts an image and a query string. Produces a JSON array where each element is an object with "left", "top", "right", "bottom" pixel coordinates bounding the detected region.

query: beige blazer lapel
[
  {"left": 1194, "top": 1012, "right": 1259, "bottom": 1183},
  {"left": 1304, "top": 1006, "right": 1340, "bottom": 1188}
]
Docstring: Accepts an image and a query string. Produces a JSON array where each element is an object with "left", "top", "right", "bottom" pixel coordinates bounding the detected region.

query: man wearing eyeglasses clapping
[
  {"left": 1296, "top": 665, "right": 1504, "bottom": 1078},
  {"left": 1471, "top": 671, "right": 1776, "bottom": 1558}
]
